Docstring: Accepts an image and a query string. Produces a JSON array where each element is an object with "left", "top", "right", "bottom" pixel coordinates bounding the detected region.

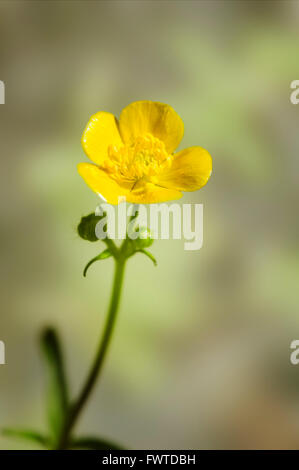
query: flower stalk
[
  {"left": 57, "top": 253, "right": 126, "bottom": 449},
  {"left": 55, "top": 209, "right": 156, "bottom": 449}
]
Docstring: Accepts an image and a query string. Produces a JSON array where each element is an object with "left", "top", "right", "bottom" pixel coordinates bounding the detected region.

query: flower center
[{"left": 103, "top": 134, "right": 172, "bottom": 184}]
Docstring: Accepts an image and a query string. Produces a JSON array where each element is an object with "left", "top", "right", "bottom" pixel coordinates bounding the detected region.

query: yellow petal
[
  {"left": 156, "top": 146, "right": 212, "bottom": 191},
  {"left": 119, "top": 101, "right": 184, "bottom": 153},
  {"left": 78, "top": 163, "right": 182, "bottom": 204},
  {"left": 78, "top": 163, "right": 126, "bottom": 205},
  {"left": 81, "top": 112, "right": 123, "bottom": 165},
  {"left": 126, "top": 182, "right": 182, "bottom": 204}
]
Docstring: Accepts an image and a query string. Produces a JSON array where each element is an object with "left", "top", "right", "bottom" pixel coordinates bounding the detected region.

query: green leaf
[
  {"left": 139, "top": 249, "right": 157, "bottom": 266},
  {"left": 83, "top": 248, "right": 112, "bottom": 277},
  {"left": 70, "top": 436, "right": 124, "bottom": 450},
  {"left": 77, "top": 212, "right": 106, "bottom": 242},
  {"left": 2, "top": 428, "right": 50, "bottom": 447},
  {"left": 40, "top": 328, "right": 69, "bottom": 440}
]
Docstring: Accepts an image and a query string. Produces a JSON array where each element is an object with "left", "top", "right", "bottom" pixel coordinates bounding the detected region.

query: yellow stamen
[{"left": 103, "top": 134, "right": 173, "bottom": 184}]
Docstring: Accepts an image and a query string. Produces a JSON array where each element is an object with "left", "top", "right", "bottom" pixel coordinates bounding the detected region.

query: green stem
[{"left": 57, "top": 257, "right": 126, "bottom": 449}]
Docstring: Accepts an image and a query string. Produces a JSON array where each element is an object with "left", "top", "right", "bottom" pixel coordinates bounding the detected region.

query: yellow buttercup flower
[{"left": 78, "top": 101, "right": 212, "bottom": 204}]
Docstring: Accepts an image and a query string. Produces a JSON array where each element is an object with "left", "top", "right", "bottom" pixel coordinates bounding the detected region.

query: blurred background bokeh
[{"left": 1, "top": 0, "right": 299, "bottom": 450}]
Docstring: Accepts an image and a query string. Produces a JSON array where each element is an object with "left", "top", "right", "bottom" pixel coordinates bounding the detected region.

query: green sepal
[
  {"left": 77, "top": 213, "right": 106, "bottom": 242},
  {"left": 2, "top": 428, "right": 51, "bottom": 448},
  {"left": 40, "top": 328, "right": 69, "bottom": 441},
  {"left": 83, "top": 248, "right": 112, "bottom": 277},
  {"left": 138, "top": 249, "right": 157, "bottom": 266},
  {"left": 70, "top": 436, "right": 124, "bottom": 450},
  {"left": 133, "top": 227, "right": 154, "bottom": 249},
  {"left": 125, "top": 226, "right": 154, "bottom": 256}
]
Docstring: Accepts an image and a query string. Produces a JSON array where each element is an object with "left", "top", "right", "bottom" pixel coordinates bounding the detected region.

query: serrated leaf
[
  {"left": 40, "top": 328, "right": 69, "bottom": 440},
  {"left": 83, "top": 248, "right": 112, "bottom": 277},
  {"left": 70, "top": 436, "right": 124, "bottom": 450},
  {"left": 2, "top": 428, "right": 50, "bottom": 447}
]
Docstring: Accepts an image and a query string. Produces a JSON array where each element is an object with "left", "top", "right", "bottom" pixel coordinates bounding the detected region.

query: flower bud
[{"left": 77, "top": 213, "right": 106, "bottom": 242}]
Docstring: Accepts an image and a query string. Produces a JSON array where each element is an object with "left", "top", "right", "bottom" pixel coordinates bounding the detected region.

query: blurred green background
[{"left": 1, "top": 0, "right": 299, "bottom": 449}]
